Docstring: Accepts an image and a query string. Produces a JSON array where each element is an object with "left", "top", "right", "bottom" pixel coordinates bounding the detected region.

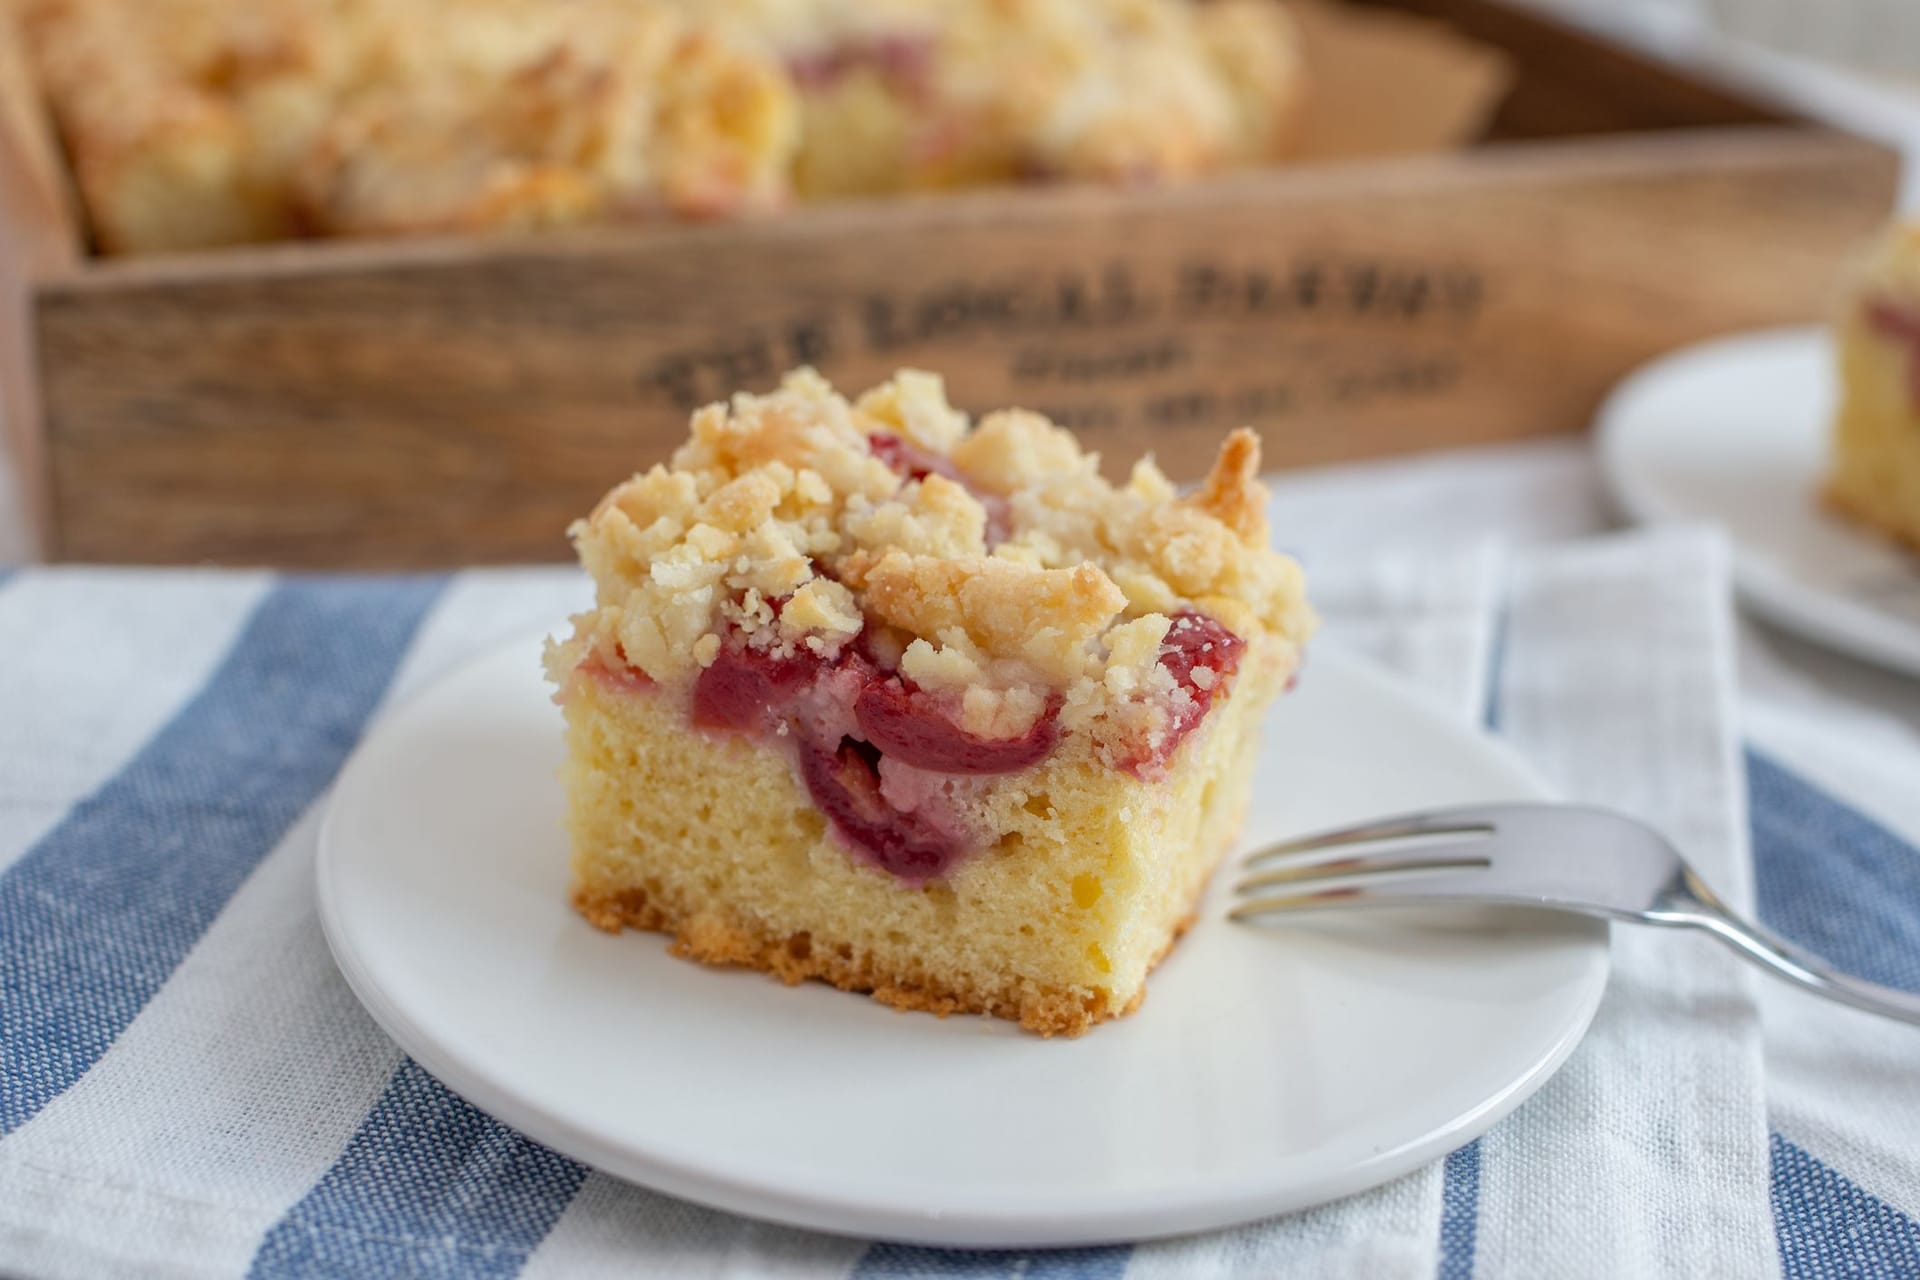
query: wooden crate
[{"left": 0, "top": 0, "right": 1898, "bottom": 567}]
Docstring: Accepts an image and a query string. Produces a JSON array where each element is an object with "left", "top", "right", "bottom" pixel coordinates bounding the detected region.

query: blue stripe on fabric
[
  {"left": 248, "top": 1060, "right": 588, "bottom": 1280},
  {"left": 1747, "top": 750, "right": 1920, "bottom": 994},
  {"left": 1480, "top": 604, "right": 1511, "bottom": 733},
  {"left": 1771, "top": 1132, "right": 1920, "bottom": 1280},
  {"left": 0, "top": 576, "right": 445, "bottom": 1134},
  {"left": 1437, "top": 1141, "right": 1482, "bottom": 1280},
  {"left": 851, "top": 1244, "right": 1131, "bottom": 1279}
]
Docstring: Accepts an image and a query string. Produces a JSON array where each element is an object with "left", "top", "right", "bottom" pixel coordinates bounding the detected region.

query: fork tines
[{"left": 1229, "top": 816, "right": 1497, "bottom": 920}]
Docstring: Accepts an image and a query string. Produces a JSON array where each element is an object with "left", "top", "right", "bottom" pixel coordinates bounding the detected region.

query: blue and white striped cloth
[{"left": 1, "top": 455, "right": 1918, "bottom": 1277}]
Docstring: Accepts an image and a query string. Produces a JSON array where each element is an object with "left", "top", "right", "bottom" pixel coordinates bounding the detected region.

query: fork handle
[{"left": 1657, "top": 870, "right": 1920, "bottom": 1027}]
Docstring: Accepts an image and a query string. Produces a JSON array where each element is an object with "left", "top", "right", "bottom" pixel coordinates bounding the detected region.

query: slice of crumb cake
[
  {"left": 1829, "top": 222, "right": 1920, "bottom": 553},
  {"left": 545, "top": 368, "right": 1314, "bottom": 1035}
]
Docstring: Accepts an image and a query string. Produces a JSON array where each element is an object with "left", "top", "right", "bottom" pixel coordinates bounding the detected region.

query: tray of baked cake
[{"left": 0, "top": 0, "right": 1899, "bottom": 567}]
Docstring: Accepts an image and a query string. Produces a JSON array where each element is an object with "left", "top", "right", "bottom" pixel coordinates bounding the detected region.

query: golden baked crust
[{"left": 572, "top": 883, "right": 1200, "bottom": 1035}]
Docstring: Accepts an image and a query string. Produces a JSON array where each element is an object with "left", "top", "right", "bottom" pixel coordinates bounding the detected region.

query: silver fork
[{"left": 1230, "top": 803, "right": 1920, "bottom": 1026}]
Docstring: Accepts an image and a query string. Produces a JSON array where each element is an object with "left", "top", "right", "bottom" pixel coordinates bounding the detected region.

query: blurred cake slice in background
[
  {"left": 15, "top": 0, "right": 362, "bottom": 252},
  {"left": 293, "top": 4, "right": 797, "bottom": 238},
  {"left": 19, "top": 0, "right": 798, "bottom": 253},
  {"left": 17, "top": 0, "right": 1515, "bottom": 255},
  {"left": 17, "top": 0, "right": 1303, "bottom": 251},
  {"left": 1829, "top": 222, "right": 1920, "bottom": 553}
]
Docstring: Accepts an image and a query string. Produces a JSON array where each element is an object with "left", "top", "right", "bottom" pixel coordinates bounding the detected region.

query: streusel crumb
[{"left": 564, "top": 367, "right": 1314, "bottom": 727}]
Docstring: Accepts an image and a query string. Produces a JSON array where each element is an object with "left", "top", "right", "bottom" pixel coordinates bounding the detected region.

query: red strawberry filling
[
  {"left": 855, "top": 677, "right": 1061, "bottom": 774},
  {"left": 587, "top": 601, "right": 1245, "bottom": 878},
  {"left": 691, "top": 634, "right": 1043, "bottom": 880},
  {"left": 1866, "top": 298, "right": 1920, "bottom": 410},
  {"left": 691, "top": 641, "right": 823, "bottom": 733},
  {"left": 687, "top": 620, "right": 1068, "bottom": 878},
  {"left": 796, "top": 736, "right": 964, "bottom": 882},
  {"left": 1115, "top": 610, "right": 1246, "bottom": 781}
]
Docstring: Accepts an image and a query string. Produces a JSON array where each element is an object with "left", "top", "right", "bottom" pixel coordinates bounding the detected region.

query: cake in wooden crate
[{"left": 18, "top": 0, "right": 1306, "bottom": 254}]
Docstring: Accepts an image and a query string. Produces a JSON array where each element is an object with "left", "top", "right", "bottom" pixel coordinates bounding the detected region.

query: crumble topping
[
  {"left": 842, "top": 474, "right": 989, "bottom": 563},
  {"left": 563, "top": 366, "right": 1313, "bottom": 763},
  {"left": 858, "top": 554, "right": 1125, "bottom": 682}
]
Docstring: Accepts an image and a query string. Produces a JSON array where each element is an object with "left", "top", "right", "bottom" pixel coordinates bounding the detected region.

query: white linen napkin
[{"left": 1471, "top": 531, "right": 1776, "bottom": 1279}]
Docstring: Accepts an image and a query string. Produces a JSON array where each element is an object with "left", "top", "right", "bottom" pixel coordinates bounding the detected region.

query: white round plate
[
  {"left": 317, "top": 635, "right": 1608, "bottom": 1247},
  {"left": 1599, "top": 326, "right": 1920, "bottom": 678}
]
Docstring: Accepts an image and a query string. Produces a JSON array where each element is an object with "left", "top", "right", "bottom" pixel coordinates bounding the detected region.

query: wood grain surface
[{"left": 1358, "top": 0, "right": 1793, "bottom": 138}]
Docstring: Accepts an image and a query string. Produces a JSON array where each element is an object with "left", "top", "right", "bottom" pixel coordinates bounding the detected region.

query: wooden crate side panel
[
  {"left": 39, "top": 129, "right": 1895, "bottom": 567},
  {"left": 1354, "top": 0, "right": 1795, "bottom": 138}
]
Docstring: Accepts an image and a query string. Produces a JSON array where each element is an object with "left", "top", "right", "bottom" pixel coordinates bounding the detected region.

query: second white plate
[
  {"left": 317, "top": 636, "right": 1607, "bottom": 1247},
  {"left": 1599, "top": 326, "right": 1920, "bottom": 678}
]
